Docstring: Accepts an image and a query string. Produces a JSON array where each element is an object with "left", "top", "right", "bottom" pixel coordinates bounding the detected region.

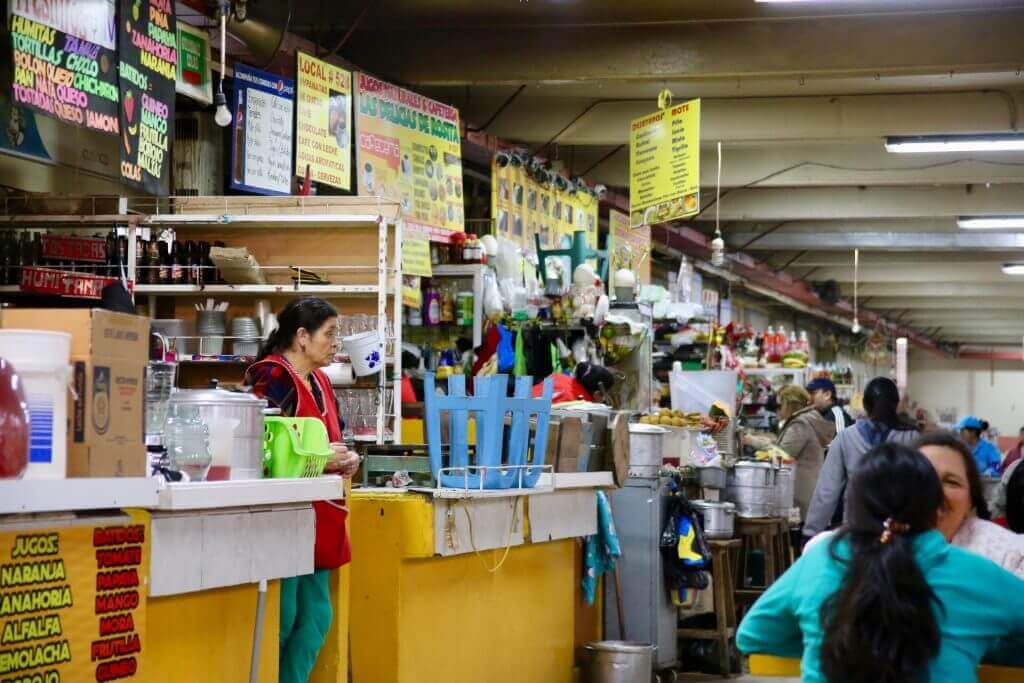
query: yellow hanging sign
[
  {"left": 629, "top": 98, "right": 701, "bottom": 228},
  {"left": 401, "top": 239, "right": 433, "bottom": 278},
  {"left": 295, "top": 52, "right": 352, "bottom": 190}
]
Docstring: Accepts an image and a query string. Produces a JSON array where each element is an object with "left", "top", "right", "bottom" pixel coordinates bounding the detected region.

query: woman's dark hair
[
  {"left": 1006, "top": 464, "right": 1024, "bottom": 533},
  {"left": 820, "top": 442, "right": 944, "bottom": 683},
  {"left": 575, "top": 362, "right": 615, "bottom": 397},
  {"left": 913, "top": 432, "right": 991, "bottom": 520},
  {"left": 257, "top": 297, "right": 338, "bottom": 361},
  {"left": 863, "top": 377, "right": 913, "bottom": 430}
]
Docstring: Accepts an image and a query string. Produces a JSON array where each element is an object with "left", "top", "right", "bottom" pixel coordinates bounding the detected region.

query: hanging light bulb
[
  {"left": 711, "top": 236, "right": 725, "bottom": 266},
  {"left": 851, "top": 318, "right": 862, "bottom": 335},
  {"left": 711, "top": 141, "right": 725, "bottom": 267},
  {"left": 213, "top": 1, "right": 232, "bottom": 127}
]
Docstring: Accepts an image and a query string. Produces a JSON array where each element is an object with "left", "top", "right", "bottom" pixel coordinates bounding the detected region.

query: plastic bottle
[
  {"left": 764, "top": 326, "right": 775, "bottom": 360},
  {"left": 799, "top": 331, "right": 810, "bottom": 353},
  {"left": 423, "top": 282, "right": 441, "bottom": 326},
  {"left": 777, "top": 325, "right": 789, "bottom": 355},
  {"left": 440, "top": 282, "right": 455, "bottom": 324}
]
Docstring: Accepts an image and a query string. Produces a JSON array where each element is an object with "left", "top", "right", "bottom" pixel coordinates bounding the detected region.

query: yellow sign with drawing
[
  {"left": 629, "top": 98, "right": 700, "bottom": 227},
  {"left": 295, "top": 52, "right": 352, "bottom": 190},
  {"left": 0, "top": 513, "right": 150, "bottom": 682}
]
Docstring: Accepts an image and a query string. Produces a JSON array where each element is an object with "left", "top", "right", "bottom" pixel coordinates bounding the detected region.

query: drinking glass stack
[
  {"left": 197, "top": 310, "right": 227, "bottom": 356},
  {"left": 231, "top": 316, "right": 261, "bottom": 357}
]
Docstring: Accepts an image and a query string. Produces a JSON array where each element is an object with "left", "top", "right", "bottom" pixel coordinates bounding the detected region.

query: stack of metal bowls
[
  {"left": 197, "top": 310, "right": 227, "bottom": 356},
  {"left": 230, "top": 317, "right": 261, "bottom": 357}
]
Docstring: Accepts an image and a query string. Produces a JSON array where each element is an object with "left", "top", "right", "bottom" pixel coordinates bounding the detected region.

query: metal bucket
[
  {"left": 727, "top": 461, "right": 775, "bottom": 518},
  {"left": 628, "top": 424, "right": 668, "bottom": 478},
  {"left": 772, "top": 464, "right": 795, "bottom": 518},
  {"left": 697, "top": 464, "right": 727, "bottom": 489},
  {"left": 584, "top": 641, "right": 654, "bottom": 683}
]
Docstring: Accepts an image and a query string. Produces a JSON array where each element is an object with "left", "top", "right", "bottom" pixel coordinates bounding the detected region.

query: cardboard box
[{"left": 1, "top": 309, "right": 149, "bottom": 477}]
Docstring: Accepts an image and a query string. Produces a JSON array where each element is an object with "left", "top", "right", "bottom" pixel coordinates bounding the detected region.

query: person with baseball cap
[
  {"left": 955, "top": 415, "right": 1001, "bottom": 476},
  {"left": 805, "top": 377, "right": 854, "bottom": 432}
]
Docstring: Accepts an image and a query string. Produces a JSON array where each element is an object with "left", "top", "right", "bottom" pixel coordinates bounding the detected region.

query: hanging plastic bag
[{"left": 513, "top": 328, "right": 527, "bottom": 377}]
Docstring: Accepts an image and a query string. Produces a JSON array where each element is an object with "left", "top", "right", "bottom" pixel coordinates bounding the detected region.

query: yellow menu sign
[
  {"left": 0, "top": 514, "right": 149, "bottom": 682},
  {"left": 356, "top": 73, "right": 464, "bottom": 239},
  {"left": 609, "top": 209, "right": 651, "bottom": 286},
  {"left": 629, "top": 98, "right": 700, "bottom": 227},
  {"left": 491, "top": 157, "right": 598, "bottom": 253},
  {"left": 401, "top": 238, "right": 433, "bottom": 278},
  {"left": 296, "top": 52, "right": 352, "bottom": 190}
]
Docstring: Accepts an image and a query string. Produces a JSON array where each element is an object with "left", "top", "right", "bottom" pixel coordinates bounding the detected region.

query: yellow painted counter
[
  {"left": 350, "top": 489, "right": 594, "bottom": 683},
  {"left": 749, "top": 655, "right": 1023, "bottom": 682}
]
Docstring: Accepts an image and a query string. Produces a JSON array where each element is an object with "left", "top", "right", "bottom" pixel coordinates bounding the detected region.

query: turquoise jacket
[{"left": 737, "top": 530, "right": 1024, "bottom": 682}]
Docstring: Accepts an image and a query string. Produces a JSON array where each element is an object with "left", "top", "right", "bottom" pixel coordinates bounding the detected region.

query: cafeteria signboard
[
  {"left": 9, "top": 12, "right": 120, "bottom": 135},
  {"left": 628, "top": 97, "right": 700, "bottom": 228},
  {"left": 295, "top": 52, "right": 351, "bottom": 190},
  {"left": 355, "top": 72, "right": 464, "bottom": 238},
  {"left": 231, "top": 63, "right": 295, "bottom": 196},
  {"left": 0, "top": 514, "right": 149, "bottom": 681},
  {"left": 117, "top": 0, "right": 177, "bottom": 195}
]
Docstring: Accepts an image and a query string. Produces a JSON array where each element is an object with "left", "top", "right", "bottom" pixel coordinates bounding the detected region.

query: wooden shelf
[{"left": 134, "top": 284, "right": 384, "bottom": 296}]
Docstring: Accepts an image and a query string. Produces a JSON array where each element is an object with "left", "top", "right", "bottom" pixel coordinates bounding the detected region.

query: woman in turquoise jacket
[{"left": 737, "top": 443, "right": 1024, "bottom": 683}]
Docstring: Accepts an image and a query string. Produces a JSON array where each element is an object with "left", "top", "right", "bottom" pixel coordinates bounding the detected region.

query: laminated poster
[
  {"left": 490, "top": 157, "right": 598, "bottom": 254},
  {"left": 9, "top": 12, "right": 120, "bottom": 135},
  {"left": 231, "top": 63, "right": 295, "bottom": 196},
  {"left": 295, "top": 52, "right": 351, "bottom": 190},
  {"left": 175, "top": 21, "right": 211, "bottom": 105},
  {"left": 608, "top": 208, "right": 651, "bottom": 286},
  {"left": 629, "top": 98, "right": 700, "bottom": 228},
  {"left": 9, "top": 0, "right": 118, "bottom": 49},
  {"left": 117, "top": 0, "right": 177, "bottom": 195},
  {"left": 355, "top": 72, "right": 464, "bottom": 239},
  {"left": 0, "top": 514, "right": 149, "bottom": 681}
]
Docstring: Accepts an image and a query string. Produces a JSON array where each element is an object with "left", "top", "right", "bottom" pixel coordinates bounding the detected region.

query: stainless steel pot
[
  {"left": 628, "top": 424, "right": 668, "bottom": 478},
  {"left": 167, "top": 381, "right": 267, "bottom": 480},
  {"left": 692, "top": 500, "right": 736, "bottom": 539},
  {"left": 697, "top": 464, "right": 727, "bottom": 489},
  {"left": 583, "top": 641, "right": 654, "bottom": 683},
  {"left": 772, "top": 464, "right": 795, "bottom": 518},
  {"left": 727, "top": 461, "right": 775, "bottom": 518}
]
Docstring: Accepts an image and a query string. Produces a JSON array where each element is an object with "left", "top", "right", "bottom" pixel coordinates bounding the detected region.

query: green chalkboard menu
[
  {"left": 117, "top": 0, "right": 177, "bottom": 195},
  {"left": 9, "top": 13, "right": 120, "bottom": 135}
]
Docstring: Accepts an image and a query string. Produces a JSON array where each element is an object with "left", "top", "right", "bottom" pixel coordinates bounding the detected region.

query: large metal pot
[
  {"left": 692, "top": 500, "right": 736, "bottom": 539},
  {"left": 772, "top": 464, "right": 795, "bottom": 518},
  {"left": 628, "top": 424, "right": 668, "bottom": 478},
  {"left": 167, "top": 381, "right": 267, "bottom": 480},
  {"left": 727, "top": 461, "right": 775, "bottom": 518},
  {"left": 583, "top": 641, "right": 654, "bottom": 683},
  {"left": 697, "top": 464, "right": 727, "bottom": 489}
]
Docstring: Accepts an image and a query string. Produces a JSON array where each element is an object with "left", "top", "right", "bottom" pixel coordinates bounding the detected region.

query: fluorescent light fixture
[
  {"left": 886, "top": 134, "right": 1024, "bottom": 153},
  {"left": 1002, "top": 263, "right": 1024, "bottom": 276},
  {"left": 958, "top": 216, "right": 1024, "bottom": 230}
]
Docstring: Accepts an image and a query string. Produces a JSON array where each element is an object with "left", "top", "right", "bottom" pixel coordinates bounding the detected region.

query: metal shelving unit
[{"left": 428, "top": 263, "right": 486, "bottom": 348}]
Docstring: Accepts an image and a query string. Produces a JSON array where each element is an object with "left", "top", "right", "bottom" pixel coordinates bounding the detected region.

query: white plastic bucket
[
  {"left": 342, "top": 331, "right": 383, "bottom": 377},
  {"left": 0, "top": 330, "right": 72, "bottom": 479}
]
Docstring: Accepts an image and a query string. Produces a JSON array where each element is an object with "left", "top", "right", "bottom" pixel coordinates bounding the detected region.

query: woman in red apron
[{"left": 245, "top": 297, "right": 359, "bottom": 683}]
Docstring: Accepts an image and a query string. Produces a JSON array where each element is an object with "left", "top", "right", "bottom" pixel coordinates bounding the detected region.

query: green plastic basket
[{"left": 263, "top": 416, "right": 333, "bottom": 479}]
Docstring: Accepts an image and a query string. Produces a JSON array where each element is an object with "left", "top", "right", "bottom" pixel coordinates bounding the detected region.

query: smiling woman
[{"left": 915, "top": 432, "right": 1024, "bottom": 579}]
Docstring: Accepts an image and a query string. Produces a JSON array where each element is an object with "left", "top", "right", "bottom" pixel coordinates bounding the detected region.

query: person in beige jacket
[{"left": 775, "top": 384, "right": 836, "bottom": 521}]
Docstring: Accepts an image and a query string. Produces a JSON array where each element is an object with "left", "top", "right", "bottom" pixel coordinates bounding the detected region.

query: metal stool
[{"left": 678, "top": 539, "right": 742, "bottom": 679}]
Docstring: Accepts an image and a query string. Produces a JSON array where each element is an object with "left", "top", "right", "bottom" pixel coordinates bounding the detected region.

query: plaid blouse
[{"left": 245, "top": 361, "right": 345, "bottom": 433}]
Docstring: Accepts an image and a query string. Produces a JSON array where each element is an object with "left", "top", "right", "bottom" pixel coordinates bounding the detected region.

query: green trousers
[{"left": 279, "top": 569, "right": 333, "bottom": 683}]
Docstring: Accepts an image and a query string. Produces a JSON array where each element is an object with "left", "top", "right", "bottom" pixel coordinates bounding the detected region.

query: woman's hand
[{"left": 325, "top": 442, "right": 361, "bottom": 478}]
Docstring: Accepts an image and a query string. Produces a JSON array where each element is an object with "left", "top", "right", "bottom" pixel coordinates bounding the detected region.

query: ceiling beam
[
  {"left": 852, "top": 282, "right": 1024, "bottom": 297},
  {"left": 727, "top": 231, "right": 1024, "bottom": 251},
  {"left": 345, "top": 9, "right": 1024, "bottom": 87},
  {"left": 806, "top": 264, "right": 1013, "bottom": 283},
  {"left": 867, "top": 297, "right": 1024, "bottom": 309},
  {"left": 697, "top": 185, "right": 1024, "bottom": 222}
]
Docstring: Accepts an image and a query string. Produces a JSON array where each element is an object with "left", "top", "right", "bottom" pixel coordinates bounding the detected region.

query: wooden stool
[
  {"left": 734, "top": 517, "right": 784, "bottom": 605},
  {"left": 678, "top": 539, "right": 742, "bottom": 679}
]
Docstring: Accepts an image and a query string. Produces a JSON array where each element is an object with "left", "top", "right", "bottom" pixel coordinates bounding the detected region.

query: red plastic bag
[{"left": 313, "top": 500, "right": 351, "bottom": 569}]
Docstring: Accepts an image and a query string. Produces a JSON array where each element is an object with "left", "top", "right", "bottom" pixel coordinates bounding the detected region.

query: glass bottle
[
  {"left": 17, "top": 231, "right": 31, "bottom": 284},
  {"left": 440, "top": 281, "right": 455, "bottom": 324},
  {"left": 171, "top": 241, "right": 185, "bottom": 284}
]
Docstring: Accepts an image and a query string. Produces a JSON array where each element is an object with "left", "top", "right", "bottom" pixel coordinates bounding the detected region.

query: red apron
[{"left": 250, "top": 354, "right": 352, "bottom": 569}]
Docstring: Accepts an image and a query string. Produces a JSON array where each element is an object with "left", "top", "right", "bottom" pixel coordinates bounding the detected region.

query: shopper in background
[
  {"left": 775, "top": 385, "right": 836, "bottom": 524},
  {"left": 1002, "top": 426, "right": 1024, "bottom": 474},
  {"left": 805, "top": 377, "right": 854, "bottom": 433},
  {"left": 245, "top": 297, "right": 360, "bottom": 683},
  {"left": 956, "top": 415, "right": 1001, "bottom": 476},
  {"left": 915, "top": 432, "right": 1024, "bottom": 578},
  {"left": 738, "top": 443, "right": 1024, "bottom": 683},
  {"left": 1005, "top": 462, "right": 1024, "bottom": 534},
  {"left": 803, "top": 377, "right": 919, "bottom": 540}
]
